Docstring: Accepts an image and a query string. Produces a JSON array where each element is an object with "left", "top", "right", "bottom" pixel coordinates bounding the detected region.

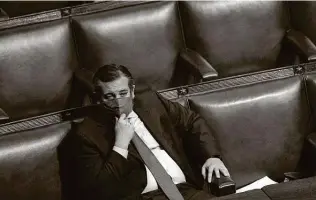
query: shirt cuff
[{"left": 113, "top": 146, "right": 128, "bottom": 159}]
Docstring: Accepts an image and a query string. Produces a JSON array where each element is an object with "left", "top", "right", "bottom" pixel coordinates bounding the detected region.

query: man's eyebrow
[{"left": 119, "top": 89, "right": 128, "bottom": 92}]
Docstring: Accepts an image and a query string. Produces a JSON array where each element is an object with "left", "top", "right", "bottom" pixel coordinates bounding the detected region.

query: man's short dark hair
[{"left": 93, "top": 64, "right": 134, "bottom": 88}]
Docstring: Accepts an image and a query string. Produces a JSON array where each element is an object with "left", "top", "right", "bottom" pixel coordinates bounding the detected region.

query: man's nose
[{"left": 105, "top": 97, "right": 127, "bottom": 107}]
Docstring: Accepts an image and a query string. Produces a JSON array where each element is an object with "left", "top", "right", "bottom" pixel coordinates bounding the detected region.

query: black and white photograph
[{"left": 0, "top": 1, "right": 316, "bottom": 200}]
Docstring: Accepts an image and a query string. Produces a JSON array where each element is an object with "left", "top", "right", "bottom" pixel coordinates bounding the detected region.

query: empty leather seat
[
  {"left": 179, "top": 1, "right": 316, "bottom": 78},
  {"left": 0, "top": 121, "right": 71, "bottom": 200},
  {"left": 72, "top": 2, "right": 196, "bottom": 92},
  {"left": 0, "top": 18, "right": 78, "bottom": 120}
]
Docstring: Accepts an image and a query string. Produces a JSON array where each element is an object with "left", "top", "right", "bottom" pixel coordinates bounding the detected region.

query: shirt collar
[{"left": 127, "top": 110, "right": 138, "bottom": 119}]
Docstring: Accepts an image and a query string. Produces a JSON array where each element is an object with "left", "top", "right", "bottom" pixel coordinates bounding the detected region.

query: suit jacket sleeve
[
  {"left": 72, "top": 124, "right": 141, "bottom": 199},
  {"left": 157, "top": 93, "right": 221, "bottom": 165}
]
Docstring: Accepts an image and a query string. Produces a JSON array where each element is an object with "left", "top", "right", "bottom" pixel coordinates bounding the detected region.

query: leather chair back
[
  {"left": 0, "top": 122, "right": 71, "bottom": 200},
  {"left": 179, "top": 1, "right": 290, "bottom": 77},
  {"left": 188, "top": 76, "right": 310, "bottom": 188},
  {"left": 0, "top": 19, "right": 78, "bottom": 120},
  {"left": 290, "top": 2, "right": 316, "bottom": 45},
  {"left": 71, "top": 2, "right": 184, "bottom": 92},
  {"left": 305, "top": 72, "right": 316, "bottom": 132}
]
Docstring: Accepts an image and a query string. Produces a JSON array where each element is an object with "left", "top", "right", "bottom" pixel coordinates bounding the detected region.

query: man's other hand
[
  {"left": 114, "top": 114, "right": 135, "bottom": 150},
  {"left": 202, "top": 158, "right": 230, "bottom": 183}
]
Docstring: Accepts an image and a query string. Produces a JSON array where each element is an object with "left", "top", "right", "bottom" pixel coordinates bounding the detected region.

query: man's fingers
[
  {"left": 118, "top": 113, "right": 126, "bottom": 121},
  {"left": 201, "top": 165, "right": 206, "bottom": 179},
  {"left": 215, "top": 168, "right": 220, "bottom": 178},
  {"left": 208, "top": 166, "right": 214, "bottom": 183},
  {"left": 220, "top": 167, "right": 230, "bottom": 177}
]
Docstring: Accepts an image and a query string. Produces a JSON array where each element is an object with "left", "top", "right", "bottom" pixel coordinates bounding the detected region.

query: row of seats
[
  {"left": 1, "top": 64, "right": 316, "bottom": 199},
  {"left": 1, "top": 1, "right": 316, "bottom": 120},
  {"left": 1, "top": 1, "right": 316, "bottom": 199}
]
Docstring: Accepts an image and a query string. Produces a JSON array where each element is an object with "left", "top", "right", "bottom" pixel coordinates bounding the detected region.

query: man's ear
[{"left": 131, "top": 85, "right": 135, "bottom": 99}]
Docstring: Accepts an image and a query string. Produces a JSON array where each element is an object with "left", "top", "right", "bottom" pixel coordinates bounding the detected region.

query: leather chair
[
  {"left": 188, "top": 76, "right": 311, "bottom": 188},
  {"left": 261, "top": 176, "right": 316, "bottom": 200},
  {"left": 179, "top": 1, "right": 316, "bottom": 78},
  {"left": 160, "top": 64, "right": 316, "bottom": 184},
  {"left": 160, "top": 66, "right": 316, "bottom": 199},
  {"left": 0, "top": 18, "right": 79, "bottom": 120},
  {"left": 71, "top": 1, "right": 217, "bottom": 93},
  {"left": 0, "top": 121, "right": 71, "bottom": 200}
]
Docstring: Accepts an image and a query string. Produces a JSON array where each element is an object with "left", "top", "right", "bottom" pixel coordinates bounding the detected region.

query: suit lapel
[
  {"left": 134, "top": 96, "right": 198, "bottom": 182},
  {"left": 134, "top": 93, "right": 200, "bottom": 185},
  {"left": 133, "top": 99, "right": 181, "bottom": 162},
  {"left": 134, "top": 105, "right": 177, "bottom": 157}
]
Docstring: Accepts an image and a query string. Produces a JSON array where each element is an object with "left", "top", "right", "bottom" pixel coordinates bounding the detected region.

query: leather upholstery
[
  {"left": 1, "top": 1, "right": 316, "bottom": 199},
  {"left": 262, "top": 176, "right": 316, "bottom": 200},
  {"left": 212, "top": 189, "right": 270, "bottom": 200},
  {"left": 188, "top": 76, "right": 310, "bottom": 188},
  {"left": 0, "top": 19, "right": 78, "bottom": 120},
  {"left": 286, "top": 29, "right": 316, "bottom": 62},
  {"left": 180, "top": 48, "right": 218, "bottom": 80},
  {"left": 72, "top": 1, "right": 184, "bottom": 92},
  {"left": 0, "top": 121, "right": 71, "bottom": 200},
  {"left": 179, "top": 1, "right": 290, "bottom": 78},
  {"left": 290, "top": 2, "right": 316, "bottom": 45},
  {"left": 305, "top": 73, "right": 316, "bottom": 132}
]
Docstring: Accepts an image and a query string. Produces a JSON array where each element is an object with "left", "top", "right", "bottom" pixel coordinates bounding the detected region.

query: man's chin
[{"left": 114, "top": 109, "right": 132, "bottom": 117}]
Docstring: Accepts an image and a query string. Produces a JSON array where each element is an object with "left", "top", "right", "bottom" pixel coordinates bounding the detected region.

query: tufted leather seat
[
  {"left": 188, "top": 76, "right": 310, "bottom": 188},
  {"left": 179, "top": 1, "right": 316, "bottom": 78},
  {"left": 0, "top": 122, "right": 71, "bottom": 200},
  {"left": 0, "top": 19, "right": 78, "bottom": 120},
  {"left": 72, "top": 2, "right": 195, "bottom": 91}
]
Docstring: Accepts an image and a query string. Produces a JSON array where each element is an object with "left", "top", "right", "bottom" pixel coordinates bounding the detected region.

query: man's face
[{"left": 95, "top": 76, "right": 135, "bottom": 117}]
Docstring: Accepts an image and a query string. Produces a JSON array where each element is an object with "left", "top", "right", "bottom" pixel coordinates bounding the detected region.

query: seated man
[{"left": 69, "top": 64, "right": 231, "bottom": 200}]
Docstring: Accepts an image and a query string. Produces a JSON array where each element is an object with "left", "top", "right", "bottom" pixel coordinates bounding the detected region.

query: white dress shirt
[{"left": 113, "top": 111, "right": 186, "bottom": 194}]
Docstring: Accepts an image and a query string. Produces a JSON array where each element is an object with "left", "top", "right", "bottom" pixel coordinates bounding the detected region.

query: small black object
[
  {"left": 284, "top": 172, "right": 309, "bottom": 182},
  {"left": 208, "top": 173, "right": 236, "bottom": 197}
]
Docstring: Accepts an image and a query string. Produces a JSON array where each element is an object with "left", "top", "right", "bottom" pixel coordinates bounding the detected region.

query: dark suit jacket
[{"left": 66, "top": 90, "right": 220, "bottom": 200}]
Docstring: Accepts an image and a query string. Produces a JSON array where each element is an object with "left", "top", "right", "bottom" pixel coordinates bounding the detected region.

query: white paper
[{"left": 236, "top": 176, "right": 277, "bottom": 193}]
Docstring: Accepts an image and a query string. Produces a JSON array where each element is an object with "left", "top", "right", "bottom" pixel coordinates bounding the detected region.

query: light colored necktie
[{"left": 132, "top": 132, "right": 184, "bottom": 200}]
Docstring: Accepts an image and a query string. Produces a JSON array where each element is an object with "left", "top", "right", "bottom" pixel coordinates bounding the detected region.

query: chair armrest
[
  {"left": 0, "top": 8, "right": 9, "bottom": 21},
  {"left": 286, "top": 29, "right": 316, "bottom": 62},
  {"left": 180, "top": 48, "right": 218, "bottom": 81},
  {"left": 207, "top": 176, "right": 236, "bottom": 197},
  {"left": 0, "top": 108, "right": 9, "bottom": 124},
  {"left": 307, "top": 132, "right": 316, "bottom": 148}
]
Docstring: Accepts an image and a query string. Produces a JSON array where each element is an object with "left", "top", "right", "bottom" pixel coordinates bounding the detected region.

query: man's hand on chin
[{"left": 201, "top": 157, "right": 230, "bottom": 183}]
